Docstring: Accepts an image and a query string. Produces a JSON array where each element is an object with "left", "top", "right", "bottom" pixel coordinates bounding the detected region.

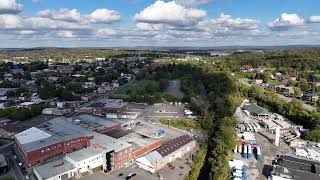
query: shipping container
[
  {"left": 238, "top": 144, "right": 242, "bottom": 153},
  {"left": 256, "top": 146, "right": 261, "bottom": 160},
  {"left": 243, "top": 145, "right": 248, "bottom": 158},
  {"left": 247, "top": 145, "right": 252, "bottom": 159}
]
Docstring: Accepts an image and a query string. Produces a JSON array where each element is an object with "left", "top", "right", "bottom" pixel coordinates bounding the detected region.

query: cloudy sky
[{"left": 0, "top": 0, "right": 319, "bottom": 47}]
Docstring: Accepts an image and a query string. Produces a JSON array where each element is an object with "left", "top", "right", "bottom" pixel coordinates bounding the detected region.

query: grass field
[
  {"left": 116, "top": 80, "right": 161, "bottom": 95},
  {"left": 159, "top": 118, "right": 198, "bottom": 131}
]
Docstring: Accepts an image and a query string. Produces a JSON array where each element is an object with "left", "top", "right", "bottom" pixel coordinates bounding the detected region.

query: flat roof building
[
  {"left": 33, "top": 159, "right": 77, "bottom": 180},
  {"left": 271, "top": 155, "right": 320, "bottom": 180},
  {"left": 136, "top": 135, "right": 196, "bottom": 173},
  {"left": 15, "top": 115, "right": 131, "bottom": 171},
  {"left": 243, "top": 104, "right": 271, "bottom": 118},
  {"left": 90, "top": 99, "right": 127, "bottom": 115}
]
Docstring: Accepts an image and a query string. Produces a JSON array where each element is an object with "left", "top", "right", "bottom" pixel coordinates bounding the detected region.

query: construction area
[{"left": 233, "top": 99, "right": 320, "bottom": 180}]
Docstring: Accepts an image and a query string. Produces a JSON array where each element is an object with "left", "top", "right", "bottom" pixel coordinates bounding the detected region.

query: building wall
[
  {"left": 114, "top": 146, "right": 133, "bottom": 170},
  {"left": 137, "top": 141, "right": 196, "bottom": 173},
  {"left": 65, "top": 153, "right": 103, "bottom": 173},
  {"left": 16, "top": 137, "right": 91, "bottom": 167},
  {"left": 163, "top": 141, "right": 196, "bottom": 164},
  {"left": 102, "top": 145, "right": 133, "bottom": 172},
  {"left": 132, "top": 141, "right": 161, "bottom": 159}
]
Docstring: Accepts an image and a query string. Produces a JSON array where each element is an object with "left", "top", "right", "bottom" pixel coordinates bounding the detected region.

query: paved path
[{"left": 165, "top": 80, "right": 185, "bottom": 98}]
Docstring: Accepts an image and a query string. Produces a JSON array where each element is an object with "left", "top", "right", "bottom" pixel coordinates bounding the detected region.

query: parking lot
[
  {"left": 142, "top": 103, "right": 186, "bottom": 120},
  {"left": 107, "top": 149, "right": 195, "bottom": 180}
]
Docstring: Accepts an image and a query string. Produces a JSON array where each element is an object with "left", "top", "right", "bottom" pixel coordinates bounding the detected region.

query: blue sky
[{"left": 0, "top": 0, "right": 319, "bottom": 47}]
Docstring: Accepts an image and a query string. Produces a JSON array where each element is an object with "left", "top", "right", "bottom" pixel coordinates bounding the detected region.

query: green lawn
[
  {"left": 159, "top": 118, "right": 198, "bottom": 130},
  {"left": 116, "top": 80, "right": 160, "bottom": 95}
]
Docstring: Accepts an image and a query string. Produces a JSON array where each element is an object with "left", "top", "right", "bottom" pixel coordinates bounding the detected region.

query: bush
[{"left": 186, "top": 146, "right": 207, "bottom": 180}]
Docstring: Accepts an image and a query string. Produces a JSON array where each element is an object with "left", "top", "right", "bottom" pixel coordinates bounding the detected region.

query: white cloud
[
  {"left": 37, "top": 8, "right": 121, "bottom": 24},
  {"left": 200, "top": 13, "right": 260, "bottom": 31},
  {"left": 87, "top": 9, "right": 121, "bottom": 24},
  {"left": 24, "top": 17, "right": 89, "bottom": 30},
  {"left": 56, "top": 30, "right": 77, "bottom": 38},
  {"left": 268, "top": 13, "right": 304, "bottom": 31},
  {"left": 96, "top": 28, "right": 117, "bottom": 37},
  {"left": 175, "top": 0, "right": 211, "bottom": 7},
  {"left": 0, "top": 14, "right": 22, "bottom": 28},
  {"left": 37, "top": 9, "right": 81, "bottom": 22},
  {"left": 308, "top": 16, "right": 320, "bottom": 23},
  {"left": 0, "top": 0, "right": 23, "bottom": 14},
  {"left": 134, "top": 0, "right": 206, "bottom": 26},
  {"left": 14, "top": 30, "right": 36, "bottom": 35}
]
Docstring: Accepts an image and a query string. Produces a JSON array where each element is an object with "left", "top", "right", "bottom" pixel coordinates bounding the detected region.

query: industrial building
[
  {"left": 136, "top": 134, "right": 196, "bottom": 173},
  {"left": 14, "top": 115, "right": 130, "bottom": 168},
  {"left": 271, "top": 155, "right": 320, "bottom": 180},
  {"left": 243, "top": 104, "right": 271, "bottom": 118},
  {"left": 15, "top": 114, "right": 191, "bottom": 180},
  {"left": 90, "top": 99, "right": 127, "bottom": 115}
]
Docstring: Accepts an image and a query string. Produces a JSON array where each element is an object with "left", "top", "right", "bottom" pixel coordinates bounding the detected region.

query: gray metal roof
[
  {"left": 140, "top": 151, "right": 163, "bottom": 167},
  {"left": 243, "top": 104, "right": 270, "bottom": 116},
  {"left": 16, "top": 115, "right": 130, "bottom": 153},
  {"left": 33, "top": 159, "right": 76, "bottom": 179},
  {"left": 119, "top": 133, "right": 159, "bottom": 152}
]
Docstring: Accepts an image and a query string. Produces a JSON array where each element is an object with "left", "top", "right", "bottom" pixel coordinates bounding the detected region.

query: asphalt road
[{"left": 0, "top": 140, "right": 25, "bottom": 180}]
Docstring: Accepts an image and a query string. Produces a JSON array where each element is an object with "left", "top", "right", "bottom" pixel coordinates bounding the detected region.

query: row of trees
[
  {"left": 0, "top": 104, "right": 45, "bottom": 121},
  {"left": 152, "top": 63, "right": 241, "bottom": 180}
]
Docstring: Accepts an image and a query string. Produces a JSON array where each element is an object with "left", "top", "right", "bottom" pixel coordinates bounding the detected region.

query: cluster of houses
[
  {"left": 0, "top": 56, "right": 146, "bottom": 111},
  {"left": 240, "top": 65, "right": 320, "bottom": 104}
]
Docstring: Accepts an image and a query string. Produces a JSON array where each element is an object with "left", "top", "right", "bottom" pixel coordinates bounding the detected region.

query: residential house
[
  {"left": 303, "top": 92, "right": 320, "bottom": 103},
  {"left": 275, "top": 85, "right": 295, "bottom": 96}
]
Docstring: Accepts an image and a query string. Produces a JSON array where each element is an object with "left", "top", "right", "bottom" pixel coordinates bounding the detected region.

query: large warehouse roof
[
  {"left": 243, "top": 104, "right": 270, "bottom": 116},
  {"left": 16, "top": 115, "right": 130, "bottom": 153},
  {"left": 156, "top": 135, "right": 193, "bottom": 157},
  {"left": 15, "top": 127, "right": 52, "bottom": 145}
]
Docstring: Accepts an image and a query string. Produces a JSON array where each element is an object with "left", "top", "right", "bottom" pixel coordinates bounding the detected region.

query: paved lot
[
  {"left": 109, "top": 150, "right": 194, "bottom": 180},
  {"left": 130, "top": 120, "right": 189, "bottom": 142},
  {"left": 143, "top": 103, "right": 186, "bottom": 120}
]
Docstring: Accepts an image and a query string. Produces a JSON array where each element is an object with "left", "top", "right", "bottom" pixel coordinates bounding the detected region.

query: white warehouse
[
  {"left": 136, "top": 135, "right": 196, "bottom": 173},
  {"left": 33, "top": 147, "right": 104, "bottom": 180}
]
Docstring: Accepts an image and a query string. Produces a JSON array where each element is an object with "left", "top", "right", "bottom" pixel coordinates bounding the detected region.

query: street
[{"left": 0, "top": 140, "right": 25, "bottom": 180}]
